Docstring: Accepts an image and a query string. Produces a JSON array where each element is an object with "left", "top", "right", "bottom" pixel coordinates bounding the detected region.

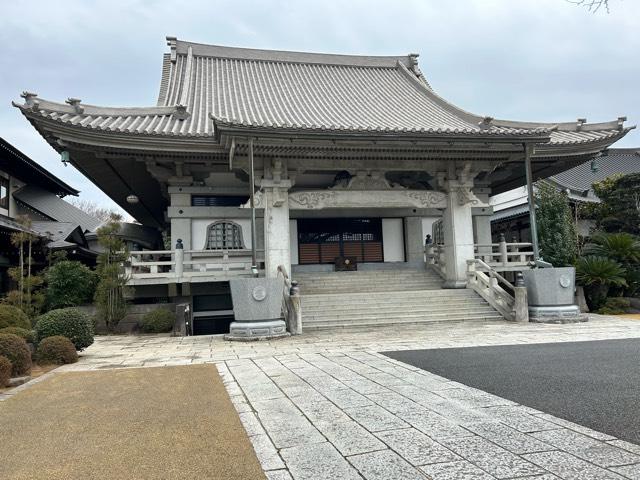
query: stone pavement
[{"left": 53, "top": 315, "right": 640, "bottom": 478}]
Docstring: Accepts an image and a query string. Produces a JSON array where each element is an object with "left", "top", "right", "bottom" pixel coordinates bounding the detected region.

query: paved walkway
[{"left": 24, "top": 315, "right": 640, "bottom": 479}]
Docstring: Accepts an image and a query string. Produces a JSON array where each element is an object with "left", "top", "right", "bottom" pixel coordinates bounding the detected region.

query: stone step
[
  {"left": 301, "top": 289, "right": 478, "bottom": 300},
  {"left": 303, "top": 306, "right": 498, "bottom": 322},
  {"left": 301, "top": 300, "right": 488, "bottom": 313},
  {"left": 303, "top": 314, "right": 504, "bottom": 331},
  {"left": 301, "top": 286, "right": 442, "bottom": 294}
]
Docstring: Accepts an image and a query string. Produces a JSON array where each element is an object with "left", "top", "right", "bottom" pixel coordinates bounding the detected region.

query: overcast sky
[{"left": 1, "top": 0, "right": 638, "bottom": 213}]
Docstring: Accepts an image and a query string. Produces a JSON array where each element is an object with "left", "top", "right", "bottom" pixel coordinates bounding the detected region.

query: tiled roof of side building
[
  {"left": 13, "top": 37, "right": 633, "bottom": 145},
  {"left": 550, "top": 148, "right": 640, "bottom": 193},
  {"left": 13, "top": 185, "right": 102, "bottom": 232}
]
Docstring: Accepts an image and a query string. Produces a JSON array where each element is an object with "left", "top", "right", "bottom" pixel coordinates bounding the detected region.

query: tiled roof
[
  {"left": 13, "top": 38, "right": 632, "bottom": 145},
  {"left": 0, "top": 137, "right": 78, "bottom": 196},
  {"left": 551, "top": 148, "right": 640, "bottom": 194},
  {"left": 13, "top": 185, "right": 102, "bottom": 232}
]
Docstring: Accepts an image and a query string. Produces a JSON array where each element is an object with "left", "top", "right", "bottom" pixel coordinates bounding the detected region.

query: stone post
[
  {"left": 174, "top": 239, "right": 184, "bottom": 280},
  {"left": 473, "top": 214, "right": 493, "bottom": 262},
  {"left": 404, "top": 217, "right": 424, "bottom": 265},
  {"left": 441, "top": 176, "right": 477, "bottom": 288},
  {"left": 262, "top": 179, "right": 292, "bottom": 278}
]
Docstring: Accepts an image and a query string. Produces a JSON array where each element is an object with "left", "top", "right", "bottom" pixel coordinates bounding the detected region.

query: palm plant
[
  {"left": 576, "top": 256, "right": 627, "bottom": 310},
  {"left": 583, "top": 232, "right": 640, "bottom": 264}
]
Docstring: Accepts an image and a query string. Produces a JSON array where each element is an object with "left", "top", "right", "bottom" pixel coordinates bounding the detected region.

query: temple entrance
[{"left": 297, "top": 218, "right": 383, "bottom": 264}]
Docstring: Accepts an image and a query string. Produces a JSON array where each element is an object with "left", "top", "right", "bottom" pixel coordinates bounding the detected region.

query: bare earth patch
[{"left": 0, "top": 364, "right": 264, "bottom": 480}]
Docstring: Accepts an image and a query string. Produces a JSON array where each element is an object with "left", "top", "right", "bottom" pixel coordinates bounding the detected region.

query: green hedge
[
  {"left": 46, "top": 260, "right": 98, "bottom": 309},
  {"left": 0, "top": 333, "right": 32, "bottom": 377},
  {"left": 36, "top": 336, "right": 78, "bottom": 365},
  {"left": 0, "top": 355, "right": 11, "bottom": 387},
  {"left": 0, "top": 327, "right": 35, "bottom": 344},
  {"left": 0, "top": 305, "right": 30, "bottom": 330},
  {"left": 139, "top": 308, "right": 175, "bottom": 333},
  {"left": 35, "top": 308, "right": 94, "bottom": 351}
]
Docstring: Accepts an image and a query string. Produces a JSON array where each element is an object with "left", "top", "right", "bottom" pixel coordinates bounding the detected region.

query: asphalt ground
[
  {"left": 384, "top": 338, "right": 640, "bottom": 444},
  {"left": 0, "top": 364, "right": 265, "bottom": 480}
]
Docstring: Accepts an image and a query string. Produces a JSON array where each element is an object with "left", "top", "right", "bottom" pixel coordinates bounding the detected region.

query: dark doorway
[
  {"left": 298, "top": 218, "right": 383, "bottom": 264},
  {"left": 192, "top": 292, "right": 233, "bottom": 335}
]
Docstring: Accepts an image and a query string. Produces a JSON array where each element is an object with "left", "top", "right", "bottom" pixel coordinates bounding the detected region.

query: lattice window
[{"left": 205, "top": 221, "right": 244, "bottom": 250}]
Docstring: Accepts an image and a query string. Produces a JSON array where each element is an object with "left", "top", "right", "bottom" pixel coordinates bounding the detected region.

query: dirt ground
[{"left": 0, "top": 364, "right": 265, "bottom": 480}]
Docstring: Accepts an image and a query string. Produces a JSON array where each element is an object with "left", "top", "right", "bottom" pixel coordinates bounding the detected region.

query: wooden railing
[
  {"left": 466, "top": 259, "right": 528, "bottom": 322},
  {"left": 125, "top": 249, "right": 264, "bottom": 283}
]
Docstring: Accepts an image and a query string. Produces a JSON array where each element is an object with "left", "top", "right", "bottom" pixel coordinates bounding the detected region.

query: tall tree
[
  {"left": 535, "top": 181, "right": 578, "bottom": 267},
  {"left": 94, "top": 214, "right": 131, "bottom": 331}
]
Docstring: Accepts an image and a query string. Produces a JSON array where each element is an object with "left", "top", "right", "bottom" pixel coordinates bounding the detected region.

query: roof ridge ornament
[
  {"left": 20, "top": 91, "right": 40, "bottom": 112},
  {"left": 576, "top": 118, "right": 587, "bottom": 131},
  {"left": 478, "top": 116, "right": 494, "bottom": 130},
  {"left": 408, "top": 53, "right": 430, "bottom": 85},
  {"left": 173, "top": 104, "right": 190, "bottom": 120},
  {"left": 66, "top": 98, "right": 84, "bottom": 114},
  {"left": 618, "top": 116, "right": 627, "bottom": 131},
  {"left": 166, "top": 36, "right": 178, "bottom": 63}
]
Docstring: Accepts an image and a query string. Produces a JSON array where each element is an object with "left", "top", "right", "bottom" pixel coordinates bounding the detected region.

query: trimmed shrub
[
  {"left": 0, "top": 327, "right": 36, "bottom": 344},
  {"left": 597, "top": 297, "right": 631, "bottom": 315},
  {"left": 46, "top": 260, "right": 98, "bottom": 309},
  {"left": 0, "top": 333, "right": 32, "bottom": 376},
  {"left": 36, "top": 336, "right": 78, "bottom": 365},
  {"left": 0, "top": 355, "right": 11, "bottom": 387},
  {"left": 35, "top": 308, "right": 94, "bottom": 351},
  {"left": 0, "top": 305, "right": 30, "bottom": 330},
  {"left": 139, "top": 308, "right": 175, "bottom": 333}
]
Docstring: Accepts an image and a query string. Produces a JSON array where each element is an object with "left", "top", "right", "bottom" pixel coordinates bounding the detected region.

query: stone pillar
[
  {"left": 404, "top": 217, "right": 424, "bottom": 265},
  {"left": 262, "top": 179, "right": 292, "bottom": 278},
  {"left": 441, "top": 170, "right": 479, "bottom": 288},
  {"left": 473, "top": 214, "right": 493, "bottom": 259}
]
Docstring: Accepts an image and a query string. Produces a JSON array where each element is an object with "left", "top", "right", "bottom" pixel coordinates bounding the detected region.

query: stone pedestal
[
  {"left": 226, "top": 277, "right": 289, "bottom": 341},
  {"left": 523, "top": 267, "right": 588, "bottom": 324}
]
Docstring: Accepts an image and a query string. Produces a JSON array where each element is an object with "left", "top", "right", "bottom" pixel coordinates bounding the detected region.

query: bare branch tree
[
  {"left": 566, "top": 0, "right": 611, "bottom": 13},
  {"left": 68, "top": 198, "right": 120, "bottom": 223}
]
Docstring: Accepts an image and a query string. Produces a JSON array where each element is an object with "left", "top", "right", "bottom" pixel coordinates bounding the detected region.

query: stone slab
[
  {"left": 348, "top": 449, "right": 427, "bottom": 480},
  {"left": 280, "top": 442, "right": 361, "bottom": 480}
]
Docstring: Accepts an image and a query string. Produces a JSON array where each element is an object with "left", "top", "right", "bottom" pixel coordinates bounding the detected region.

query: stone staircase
[{"left": 295, "top": 269, "right": 504, "bottom": 330}]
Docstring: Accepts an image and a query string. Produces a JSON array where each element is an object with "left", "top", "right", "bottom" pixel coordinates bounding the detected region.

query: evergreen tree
[
  {"left": 94, "top": 214, "right": 131, "bottom": 331},
  {"left": 535, "top": 181, "right": 577, "bottom": 267}
]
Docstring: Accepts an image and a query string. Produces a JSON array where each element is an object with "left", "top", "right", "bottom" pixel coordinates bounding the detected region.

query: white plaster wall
[
  {"left": 289, "top": 219, "right": 299, "bottom": 265},
  {"left": 191, "top": 218, "right": 252, "bottom": 250},
  {"left": 382, "top": 218, "right": 404, "bottom": 262}
]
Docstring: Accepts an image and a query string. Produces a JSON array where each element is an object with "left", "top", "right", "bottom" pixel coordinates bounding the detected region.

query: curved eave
[
  {"left": 16, "top": 105, "right": 225, "bottom": 154},
  {"left": 211, "top": 119, "right": 553, "bottom": 144}
]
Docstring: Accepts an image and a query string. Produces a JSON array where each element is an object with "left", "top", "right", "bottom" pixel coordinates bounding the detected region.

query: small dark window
[
  {"left": 205, "top": 221, "right": 244, "bottom": 250},
  {"left": 192, "top": 195, "right": 249, "bottom": 207},
  {"left": 0, "top": 177, "right": 8, "bottom": 210}
]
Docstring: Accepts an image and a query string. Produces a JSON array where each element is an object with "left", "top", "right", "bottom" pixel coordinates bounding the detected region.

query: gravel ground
[
  {"left": 384, "top": 338, "right": 640, "bottom": 445},
  {"left": 0, "top": 364, "right": 265, "bottom": 480}
]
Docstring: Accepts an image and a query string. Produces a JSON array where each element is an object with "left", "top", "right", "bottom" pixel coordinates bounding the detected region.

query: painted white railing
[
  {"left": 466, "top": 259, "right": 528, "bottom": 322},
  {"left": 125, "top": 249, "right": 263, "bottom": 283}
]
